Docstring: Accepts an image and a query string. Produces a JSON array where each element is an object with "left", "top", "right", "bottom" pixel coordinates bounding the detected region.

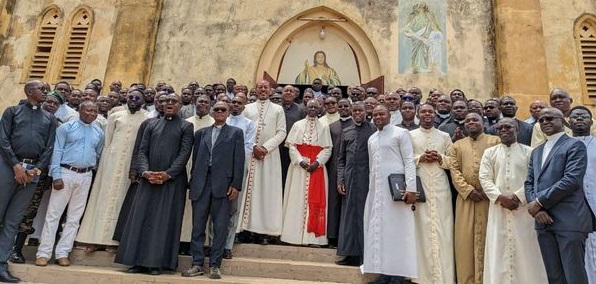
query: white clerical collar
[
  {"left": 340, "top": 116, "right": 352, "bottom": 122},
  {"left": 213, "top": 124, "right": 224, "bottom": 129}
]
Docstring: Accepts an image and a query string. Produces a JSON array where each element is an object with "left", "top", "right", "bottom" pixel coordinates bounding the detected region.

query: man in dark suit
[
  {"left": 487, "top": 96, "right": 533, "bottom": 146},
  {"left": 182, "top": 101, "right": 245, "bottom": 280},
  {"left": 525, "top": 107, "right": 593, "bottom": 284}
]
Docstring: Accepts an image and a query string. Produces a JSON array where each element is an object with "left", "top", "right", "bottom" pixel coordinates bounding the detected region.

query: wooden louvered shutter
[
  {"left": 28, "top": 9, "right": 61, "bottom": 80},
  {"left": 59, "top": 9, "right": 91, "bottom": 81},
  {"left": 580, "top": 23, "right": 596, "bottom": 100}
]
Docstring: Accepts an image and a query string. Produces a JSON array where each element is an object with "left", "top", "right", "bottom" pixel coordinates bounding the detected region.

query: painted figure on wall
[
  {"left": 295, "top": 51, "right": 342, "bottom": 86},
  {"left": 399, "top": 1, "right": 447, "bottom": 74}
]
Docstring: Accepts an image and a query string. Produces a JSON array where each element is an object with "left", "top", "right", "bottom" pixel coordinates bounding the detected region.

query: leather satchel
[{"left": 387, "top": 173, "right": 426, "bottom": 202}]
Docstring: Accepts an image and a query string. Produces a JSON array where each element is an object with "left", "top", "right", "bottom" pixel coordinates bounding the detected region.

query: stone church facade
[{"left": 0, "top": 0, "right": 595, "bottom": 115}]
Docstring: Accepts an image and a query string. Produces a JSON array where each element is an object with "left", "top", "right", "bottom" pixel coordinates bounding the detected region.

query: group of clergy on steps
[{"left": 0, "top": 78, "right": 595, "bottom": 284}]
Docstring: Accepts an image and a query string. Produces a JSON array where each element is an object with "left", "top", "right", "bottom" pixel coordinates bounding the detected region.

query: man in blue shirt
[{"left": 35, "top": 101, "right": 104, "bottom": 267}]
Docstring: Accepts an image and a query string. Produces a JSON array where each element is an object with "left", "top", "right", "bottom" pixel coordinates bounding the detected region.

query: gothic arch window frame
[
  {"left": 255, "top": 6, "right": 381, "bottom": 86},
  {"left": 57, "top": 6, "right": 94, "bottom": 84},
  {"left": 574, "top": 14, "right": 596, "bottom": 105},
  {"left": 22, "top": 5, "right": 63, "bottom": 82}
]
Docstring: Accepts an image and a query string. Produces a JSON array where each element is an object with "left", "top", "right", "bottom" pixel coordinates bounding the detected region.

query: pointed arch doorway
[{"left": 255, "top": 6, "right": 384, "bottom": 94}]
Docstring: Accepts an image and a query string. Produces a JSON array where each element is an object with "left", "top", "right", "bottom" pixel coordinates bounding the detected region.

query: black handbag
[{"left": 387, "top": 173, "right": 426, "bottom": 202}]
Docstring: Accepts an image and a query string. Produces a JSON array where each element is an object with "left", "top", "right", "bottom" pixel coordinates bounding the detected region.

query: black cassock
[
  {"left": 336, "top": 121, "right": 376, "bottom": 256},
  {"left": 114, "top": 116, "right": 193, "bottom": 270},
  {"left": 325, "top": 118, "right": 354, "bottom": 240}
]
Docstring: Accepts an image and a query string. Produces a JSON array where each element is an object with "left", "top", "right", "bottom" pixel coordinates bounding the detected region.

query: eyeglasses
[
  {"left": 501, "top": 102, "right": 515, "bottom": 106},
  {"left": 325, "top": 102, "right": 337, "bottom": 105},
  {"left": 213, "top": 107, "right": 228, "bottom": 113},
  {"left": 270, "top": 98, "right": 282, "bottom": 102},
  {"left": 367, "top": 92, "right": 377, "bottom": 95},
  {"left": 495, "top": 124, "right": 514, "bottom": 131},
  {"left": 230, "top": 101, "right": 243, "bottom": 105},
  {"left": 484, "top": 106, "right": 495, "bottom": 110},
  {"left": 538, "top": 116, "right": 562, "bottom": 124},
  {"left": 570, "top": 113, "right": 591, "bottom": 120},
  {"left": 159, "top": 98, "right": 179, "bottom": 104},
  {"left": 128, "top": 95, "right": 142, "bottom": 101}
]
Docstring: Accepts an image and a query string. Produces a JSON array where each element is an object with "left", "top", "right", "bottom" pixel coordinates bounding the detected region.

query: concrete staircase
[{"left": 12, "top": 244, "right": 370, "bottom": 283}]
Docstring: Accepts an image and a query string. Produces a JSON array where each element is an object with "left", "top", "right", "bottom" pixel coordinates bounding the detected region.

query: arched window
[
  {"left": 576, "top": 15, "right": 596, "bottom": 102},
  {"left": 27, "top": 8, "right": 62, "bottom": 80},
  {"left": 59, "top": 8, "right": 92, "bottom": 81}
]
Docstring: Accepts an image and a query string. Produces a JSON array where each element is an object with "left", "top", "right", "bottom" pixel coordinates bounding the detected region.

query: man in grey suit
[
  {"left": 182, "top": 101, "right": 245, "bottom": 279},
  {"left": 525, "top": 107, "right": 593, "bottom": 284}
]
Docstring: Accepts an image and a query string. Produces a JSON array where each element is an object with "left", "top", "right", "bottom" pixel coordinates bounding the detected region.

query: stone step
[
  {"left": 9, "top": 263, "right": 347, "bottom": 284},
  {"left": 24, "top": 243, "right": 338, "bottom": 264},
  {"left": 21, "top": 246, "right": 368, "bottom": 283}
]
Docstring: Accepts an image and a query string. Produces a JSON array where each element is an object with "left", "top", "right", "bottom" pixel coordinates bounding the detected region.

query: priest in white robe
[
  {"left": 479, "top": 118, "right": 547, "bottom": 284},
  {"left": 180, "top": 95, "right": 215, "bottom": 244},
  {"left": 281, "top": 100, "right": 332, "bottom": 245},
  {"left": 410, "top": 104, "right": 455, "bottom": 284},
  {"left": 318, "top": 97, "right": 340, "bottom": 126},
  {"left": 76, "top": 92, "right": 148, "bottom": 251},
  {"left": 363, "top": 105, "right": 418, "bottom": 282},
  {"left": 238, "top": 80, "right": 286, "bottom": 243}
]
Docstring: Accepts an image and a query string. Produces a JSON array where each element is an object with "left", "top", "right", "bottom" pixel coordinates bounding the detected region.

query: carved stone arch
[
  {"left": 574, "top": 13, "right": 596, "bottom": 104},
  {"left": 255, "top": 6, "right": 381, "bottom": 86}
]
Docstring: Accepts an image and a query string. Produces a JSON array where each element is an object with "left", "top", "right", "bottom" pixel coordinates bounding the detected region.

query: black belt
[
  {"left": 60, "top": 164, "right": 94, "bottom": 173},
  {"left": 20, "top": 158, "right": 37, "bottom": 164}
]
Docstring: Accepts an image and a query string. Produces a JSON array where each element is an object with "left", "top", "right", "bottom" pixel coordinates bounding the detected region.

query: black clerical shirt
[{"left": 0, "top": 102, "right": 58, "bottom": 169}]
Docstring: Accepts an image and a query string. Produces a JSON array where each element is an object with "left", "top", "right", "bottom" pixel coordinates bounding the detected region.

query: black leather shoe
[
  {"left": 126, "top": 266, "right": 147, "bottom": 274},
  {"left": 8, "top": 251, "right": 25, "bottom": 264},
  {"left": 0, "top": 270, "right": 20, "bottom": 283},
  {"left": 259, "top": 237, "right": 269, "bottom": 245},
  {"left": 149, "top": 268, "right": 162, "bottom": 275},
  {"left": 223, "top": 249, "right": 233, "bottom": 259}
]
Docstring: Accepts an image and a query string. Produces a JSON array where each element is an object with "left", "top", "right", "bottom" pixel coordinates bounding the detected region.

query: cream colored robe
[
  {"left": 318, "top": 112, "right": 340, "bottom": 126},
  {"left": 280, "top": 118, "right": 332, "bottom": 245},
  {"left": 410, "top": 127, "right": 455, "bottom": 284},
  {"left": 76, "top": 109, "right": 148, "bottom": 246},
  {"left": 238, "top": 99, "right": 287, "bottom": 235},
  {"left": 479, "top": 143, "right": 547, "bottom": 284},
  {"left": 448, "top": 133, "right": 500, "bottom": 284},
  {"left": 179, "top": 114, "right": 214, "bottom": 242}
]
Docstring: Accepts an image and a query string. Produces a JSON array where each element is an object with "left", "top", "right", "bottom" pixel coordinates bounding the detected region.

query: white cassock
[
  {"left": 479, "top": 143, "right": 548, "bottom": 284},
  {"left": 577, "top": 136, "right": 596, "bottom": 284},
  {"left": 318, "top": 112, "right": 340, "bottom": 126},
  {"left": 363, "top": 124, "right": 418, "bottom": 278},
  {"left": 410, "top": 127, "right": 455, "bottom": 284},
  {"left": 281, "top": 118, "right": 332, "bottom": 245},
  {"left": 76, "top": 109, "right": 148, "bottom": 246},
  {"left": 238, "top": 99, "right": 287, "bottom": 235},
  {"left": 179, "top": 114, "right": 215, "bottom": 242}
]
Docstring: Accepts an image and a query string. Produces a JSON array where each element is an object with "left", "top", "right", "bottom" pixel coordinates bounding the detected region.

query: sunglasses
[
  {"left": 495, "top": 124, "right": 514, "bottom": 131},
  {"left": 367, "top": 92, "right": 377, "bottom": 95},
  {"left": 538, "top": 116, "right": 562, "bottom": 124},
  {"left": 159, "top": 98, "right": 179, "bottom": 104},
  {"left": 484, "top": 106, "right": 496, "bottom": 110},
  {"left": 570, "top": 113, "right": 591, "bottom": 120},
  {"left": 213, "top": 107, "right": 228, "bottom": 113},
  {"left": 401, "top": 96, "right": 415, "bottom": 101},
  {"left": 270, "top": 98, "right": 282, "bottom": 101},
  {"left": 128, "top": 95, "right": 142, "bottom": 101}
]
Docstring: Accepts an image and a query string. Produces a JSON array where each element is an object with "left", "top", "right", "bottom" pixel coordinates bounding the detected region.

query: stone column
[
  {"left": 103, "top": 0, "right": 163, "bottom": 86},
  {"left": 493, "top": 0, "right": 549, "bottom": 116}
]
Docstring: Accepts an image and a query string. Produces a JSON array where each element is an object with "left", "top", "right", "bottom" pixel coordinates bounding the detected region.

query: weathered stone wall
[
  {"left": 149, "top": 0, "right": 497, "bottom": 103},
  {"left": 539, "top": 0, "right": 596, "bottom": 109},
  {"left": 0, "top": 0, "right": 119, "bottom": 112}
]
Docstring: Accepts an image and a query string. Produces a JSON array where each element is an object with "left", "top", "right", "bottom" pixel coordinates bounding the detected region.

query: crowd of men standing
[{"left": 0, "top": 77, "right": 594, "bottom": 284}]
